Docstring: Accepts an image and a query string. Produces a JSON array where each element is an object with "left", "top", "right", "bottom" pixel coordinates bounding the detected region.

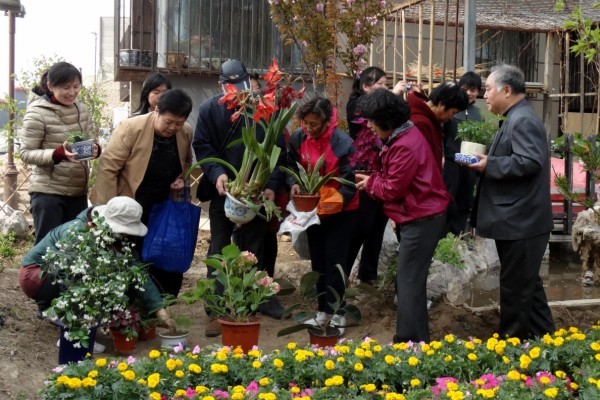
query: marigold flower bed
[{"left": 41, "top": 325, "right": 600, "bottom": 399}]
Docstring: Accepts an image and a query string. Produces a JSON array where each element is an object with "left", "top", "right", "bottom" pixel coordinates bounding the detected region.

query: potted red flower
[{"left": 109, "top": 306, "right": 141, "bottom": 354}]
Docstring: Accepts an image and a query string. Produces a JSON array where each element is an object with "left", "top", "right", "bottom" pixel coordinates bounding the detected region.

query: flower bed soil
[{"left": 0, "top": 236, "right": 599, "bottom": 399}]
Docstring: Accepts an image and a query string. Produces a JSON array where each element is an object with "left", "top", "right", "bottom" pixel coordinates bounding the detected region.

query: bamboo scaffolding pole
[
  {"left": 580, "top": 52, "right": 585, "bottom": 132},
  {"left": 402, "top": 9, "right": 407, "bottom": 82},
  {"left": 393, "top": 11, "right": 398, "bottom": 83},
  {"left": 453, "top": 0, "right": 459, "bottom": 80},
  {"left": 428, "top": 0, "right": 435, "bottom": 88},
  {"left": 418, "top": 3, "right": 423, "bottom": 86},
  {"left": 564, "top": 32, "right": 570, "bottom": 132},
  {"left": 382, "top": 13, "right": 387, "bottom": 71},
  {"left": 441, "top": 0, "right": 449, "bottom": 79}
]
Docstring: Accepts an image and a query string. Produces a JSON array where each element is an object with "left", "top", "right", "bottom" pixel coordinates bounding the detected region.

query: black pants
[
  {"left": 206, "top": 193, "right": 268, "bottom": 316},
  {"left": 307, "top": 210, "right": 356, "bottom": 314},
  {"left": 442, "top": 160, "right": 477, "bottom": 236},
  {"left": 394, "top": 213, "right": 446, "bottom": 343},
  {"left": 496, "top": 233, "right": 555, "bottom": 340},
  {"left": 30, "top": 192, "right": 88, "bottom": 244},
  {"left": 347, "top": 192, "right": 388, "bottom": 281}
]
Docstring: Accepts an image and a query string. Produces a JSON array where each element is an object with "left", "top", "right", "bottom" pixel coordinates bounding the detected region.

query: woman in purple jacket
[{"left": 355, "top": 90, "right": 449, "bottom": 343}]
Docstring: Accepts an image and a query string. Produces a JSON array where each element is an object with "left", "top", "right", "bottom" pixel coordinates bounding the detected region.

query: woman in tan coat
[
  {"left": 91, "top": 88, "right": 194, "bottom": 297},
  {"left": 20, "top": 62, "right": 100, "bottom": 244}
]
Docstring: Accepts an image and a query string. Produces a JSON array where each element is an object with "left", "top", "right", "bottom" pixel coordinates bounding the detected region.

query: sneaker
[
  {"left": 330, "top": 314, "right": 346, "bottom": 336},
  {"left": 305, "top": 312, "right": 330, "bottom": 328},
  {"left": 258, "top": 297, "right": 286, "bottom": 320},
  {"left": 205, "top": 318, "right": 222, "bottom": 337}
]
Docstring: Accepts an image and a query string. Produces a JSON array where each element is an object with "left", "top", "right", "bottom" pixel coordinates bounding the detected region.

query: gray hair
[{"left": 489, "top": 64, "right": 526, "bottom": 95}]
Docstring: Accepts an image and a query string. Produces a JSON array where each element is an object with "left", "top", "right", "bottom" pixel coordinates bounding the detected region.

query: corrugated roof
[{"left": 394, "top": 0, "right": 600, "bottom": 32}]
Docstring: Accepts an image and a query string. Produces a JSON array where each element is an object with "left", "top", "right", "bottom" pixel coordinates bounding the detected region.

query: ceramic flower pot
[
  {"left": 218, "top": 316, "right": 262, "bottom": 353},
  {"left": 68, "top": 139, "right": 95, "bottom": 161},
  {"left": 460, "top": 141, "right": 486, "bottom": 156},
  {"left": 158, "top": 330, "right": 189, "bottom": 349},
  {"left": 224, "top": 192, "right": 257, "bottom": 224},
  {"left": 58, "top": 326, "right": 97, "bottom": 365},
  {"left": 292, "top": 194, "right": 320, "bottom": 212},
  {"left": 308, "top": 326, "right": 340, "bottom": 347},
  {"left": 111, "top": 329, "right": 136, "bottom": 354}
]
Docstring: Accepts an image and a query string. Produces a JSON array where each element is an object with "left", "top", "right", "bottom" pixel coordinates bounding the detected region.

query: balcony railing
[{"left": 114, "top": 0, "right": 300, "bottom": 79}]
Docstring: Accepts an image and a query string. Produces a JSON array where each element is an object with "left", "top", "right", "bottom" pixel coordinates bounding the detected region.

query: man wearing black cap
[{"left": 193, "top": 60, "right": 286, "bottom": 337}]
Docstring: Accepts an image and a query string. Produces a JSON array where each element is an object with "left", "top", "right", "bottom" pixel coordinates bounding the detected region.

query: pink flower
[
  {"left": 346, "top": 0, "right": 355, "bottom": 4},
  {"left": 379, "top": 0, "right": 387, "bottom": 8},
  {"left": 185, "top": 387, "right": 197, "bottom": 398},
  {"left": 536, "top": 371, "right": 555, "bottom": 384},
  {"left": 245, "top": 381, "right": 259, "bottom": 397},
  {"left": 431, "top": 377, "right": 459, "bottom": 396},
  {"left": 353, "top": 44, "right": 368, "bottom": 56},
  {"left": 126, "top": 356, "right": 136, "bottom": 364},
  {"left": 472, "top": 373, "right": 500, "bottom": 389},
  {"left": 173, "top": 343, "right": 184, "bottom": 353},
  {"left": 316, "top": 2, "right": 324, "bottom": 12},
  {"left": 192, "top": 345, "right": 201, "bottom": 354},
  {"left": 214, "top": 390, "right": 230, "bottom": 399}
]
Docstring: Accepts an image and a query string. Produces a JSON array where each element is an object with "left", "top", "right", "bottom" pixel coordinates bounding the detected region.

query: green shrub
[{"left": 434, "top": 233, "right": 465, "bottom": 269}]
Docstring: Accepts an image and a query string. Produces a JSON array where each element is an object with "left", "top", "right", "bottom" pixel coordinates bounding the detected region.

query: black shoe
[{"left": 259, "top": 297, "right": 286, "bottom": 320}]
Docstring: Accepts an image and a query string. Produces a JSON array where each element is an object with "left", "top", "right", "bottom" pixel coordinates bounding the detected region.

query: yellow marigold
[
  {"left": 189, "top": 363, "right": 202, "bottom": 374},
  {"left": 337, "top": 356, "right": 345, "bottom": 363},
  {"left": 196, "top": 385, "right": 208, "bottom": 394},
  {"left": 473, "top": 338, "right": 482, "bottom": 344},
  {"left": 166, "top": 359, "right": 178, "bottom": 371},
  {"left": 291, "top": 386, "right": 301, "bottom": 394},
  {"left": 175, "top": 370, "right": 184, "bottom": 379},
  {"left": 373, "top": 345, "right": 383, "bottom": 352},
  {"left": 354, "top": 348, "right": 366, "bottom": 358},
  {"left": 232, "top": 347, "right": 244, "bottom": 356},
  {"left": 121, "top": 370, "right": 135, "bottom": 381},
  {"left": 56, "top": 375, "right": 70, "bottom": 385},
  {"left": 570, "top": 382, "right": 579, "bottom": 390},
  {"left": 117, "top": 362, "right": 128, "bottom": 371},
  {"left": 468, "top": 353, "right": 477, "bottom": 361},
  {"left": 258, "top": 393, "right": 276, "bottom": 400},
  {"left": 410, "top": 379, "right": 421, "bottom": 387},
  {"left": 507, "top": 370, "right": 521, "bottom": 381},
  {"left": 591, "top": 342, "right": 600, "bottom": 351},
  {"left": 447, "top": 382, "right": 459, "bottom": 391},
  {"left": 595, "top": 354, "right": 600, "bottom": 362},
  {"left": 95, "top": 358, "right": 107, "bottom": 367},
  {"left": 555, "top": 328, "right": 567, "bottom": 336},
  {"left": 325, "top": 375, "right": 344, "bottom": 387},
  {"left": 248, "top": 349, "right": 262, "bottom": 358},
  {"left": 148, "top": 373, "right": 160, "bottom": 389},
  {"left": 287, "top": 342, "right": 297, "bottom": 350},
  {"left": 448, "top": 390, "right": 464, "bottom": 400},
  {"left": 465, "top": 342, "right": 475, "bottom": 350},
  {"left": 202, "top": 397, "right": 215, "bottom": 400},
  {"left": 520, "top": 354, "right": 531, "bottom": 369},
  {"left": 175, "top": 389, "right": 187, "bottom": 397},
  {"left": 507, "top": 337, "right": 521, "bottom": 346},
  {"left": 385, "top": 393, "right": 406, "bottom": 400},
  {"left": 325, "top": 360, "right": 335, "bottom": 370},
  {"left": 571, "top": 332, "right": 586, "bottom": 341},
  {"left": 87, "top": 370, "right": 98, "bottom": 378},
  {"left": 426, "top": 350, "right": 435, "bottom": 356},
  {"left": 543, "top": 387, "right": 558, "bottom": 398},
  {"left": 385, "top": 355, "right": 395, "bottom": 365},
  {"left": 232, "top": 393, "right": 244, "bottom": 400},
  {"left": 150, "top": 392, "right": 161, "bottom": 400},
  {"left": 529, "top": 347, "right": 541, "bottom": 359},
  {"left": 502, "top": 356, "right": 510, "bottom": 364},
  {"left": 408, "top": 357, "right": 419, "bottom": 366},
  {"left": 421, "top": 343, "right": 431, "bottom": 352},
  {"left": 539, "top": 376, "right": 551, "bottom": 385},
  {"left": 361, "top": 341, "right": 371, "bottom": 349},
  {"left": 149, "top": 350, "right": 161, "bottom": 359},
  {"left": 364, "top": 350, "right": 373, "bottom": 358},
  {"left": 444, "top": 355, "right": 453, "bottom": 362},
  {"left": 138, "top": 379, "right": 146, "bottom": 385},
  {"left": 393, "top": 342, "right": 409, "bottom": 351},
  {"left": 259, "top": 377, "right": 271, "bottom": 386},
  {"left": 337, "top": 345, "right": 350, "bottom": 354},
  {"left": 253, "top": 360, "right": 262, "bottom": 369},
  {"left": 431, "top": 341, "right": 443, "bottom": 350},
  {"left": 542, "top": 334, "right": 553, "bottom": 345},
  {"left": 175, "top": 359, "right": 183, "bottom": 367},
  {"left": 476, "top": 388, "right": 496, "bottom": 399},
  {"left": 354, "top": 362, "right": 364, "bottom": 372},
  {"left": 273, "top": 358, "right": 284, "bottom": 368},
  {"left": 81, "top": 377, "right": 96, "bottom": 388},
  {"left": 486, "top": 338, "right": 498, "bottom": 351},
  {"left": 363, "top": 383, "right": 376, "bottom": 392},
  {"left": 553, "top": 337, "right": 564, "bottom": 347},
  {"left": 67, "top": 378, "right": 82, "bottom": 389},
  {"left": 216, "top": 352, "right": 228, "bottom": 361},
  {"left": 444, "top": 334, "right": 456, "bottom": 343},
  {"left": 555, "top": 370, "right": 566, "bottom": 379},
  {"left": 317, "top": 349, "right": 325, "bottom": 357}
]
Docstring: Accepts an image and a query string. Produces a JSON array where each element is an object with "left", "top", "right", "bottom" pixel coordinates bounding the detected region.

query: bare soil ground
[{"left": 1, "top": 235, "right": 599, "bottom": 399}]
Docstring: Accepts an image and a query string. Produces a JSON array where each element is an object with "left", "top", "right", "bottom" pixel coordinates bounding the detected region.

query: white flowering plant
[
  {"left": 41, "top": 215, "right": 147, "bottom": 349},
  {"left": 181, "top": 244, "right": 282, "bottom": 322}
]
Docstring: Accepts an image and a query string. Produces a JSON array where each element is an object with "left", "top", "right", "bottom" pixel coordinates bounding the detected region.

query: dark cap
[{"left": 220, "top": 59, "right": 250, "bottom": 91}]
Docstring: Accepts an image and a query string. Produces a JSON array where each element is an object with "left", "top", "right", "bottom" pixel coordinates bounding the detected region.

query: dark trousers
[
  {"left": 394, "top": 213, "right": 446, "bottom": 343},
  {"left": 442, "top": 160, "right": 477, "bottom": 236},
  {"left": 347, "top": 192, "right": 388, "bottom": 282},
  {"left": 496, "top": 233, "right": 555, "bottom": 340},
  {"left": 30, "top": 192, "right": 88, "bottom": 244},
  {"left": 307, "top": 210, "right": 356, "bottom": 314},
  {"left": 206, "top": 193, "right": 268, "bottom": 316}
]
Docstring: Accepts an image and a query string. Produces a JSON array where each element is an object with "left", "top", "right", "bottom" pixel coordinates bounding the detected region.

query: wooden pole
[
  {"left": 454, "top": 0, "right": 460, "bottom": 80},
  {"left": 565, "top": 32, "right": 570, "bottom": 133},
  {"left": 428, "top": 0, "right": 435, "bottom": 88},
  {"left": 580, "top": 52, "right": 585, "bottom": 135},
  {"left": 382, "top": 12, "right": 387, "bottom": 72},
  {"left": 393, "top": 11, "right": 398, "bottom": 84},
  {"left": 418, "top": 3, "right": 423, "bottom": 86},
  {"left": 442, "top": 0, "right": 449, "bottom": 80},
  {"left": 402, "top": 9, "right": 407, "bottom": 82}
]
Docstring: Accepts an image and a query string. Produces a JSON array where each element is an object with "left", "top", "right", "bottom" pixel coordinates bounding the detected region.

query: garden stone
[
  {"left": 572, "top": 207, "right": 600, "bottom": 285},
  {"left": 0, "top": 202, "right": 28, "bottom": 238}
]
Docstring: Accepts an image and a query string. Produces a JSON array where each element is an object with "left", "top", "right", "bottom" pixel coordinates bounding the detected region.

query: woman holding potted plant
[
  {"left": 286, "top": 96, "right": 358, "bottom": 335},
  {"left": 20, "top": 61, "right": 101, "bottom": 244},
  {"left": 355, "top": 89, "right": 449, "bottom": 344}
]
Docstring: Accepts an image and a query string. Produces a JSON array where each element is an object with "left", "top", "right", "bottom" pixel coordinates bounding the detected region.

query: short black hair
[
  {"left": 296, "top": 96, "right": 333, "bottom": 124},
  {"left": 459, "top": 71, "right": 482, "bottom": 90},
  {"left": 429, "top": 81, "right": 469, "bottom": 112},
  {"left": 156, "top": 88, "right": 193, "bottom": 118},
  {"left": 356, "top": 89, "right": 410, "bottom": 131}
]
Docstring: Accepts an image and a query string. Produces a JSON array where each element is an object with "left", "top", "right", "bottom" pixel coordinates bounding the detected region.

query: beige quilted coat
[{"left": 20, "top": 93, "right": 93, "bottom": 196}]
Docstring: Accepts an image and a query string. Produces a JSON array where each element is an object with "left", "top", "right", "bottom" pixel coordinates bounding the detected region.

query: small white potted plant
[{"left": 455, "top": 112, "right": 504, "bottom": 163}]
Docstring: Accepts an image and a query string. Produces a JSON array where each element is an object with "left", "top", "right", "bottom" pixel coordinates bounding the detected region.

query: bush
[{"left": 434, "top": 233, "right": 465, "bottom": 269}]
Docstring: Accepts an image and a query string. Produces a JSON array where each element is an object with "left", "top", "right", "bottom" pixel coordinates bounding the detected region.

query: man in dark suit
[{"left": 470, "top": 64, "right": 555, "bottom": 340}]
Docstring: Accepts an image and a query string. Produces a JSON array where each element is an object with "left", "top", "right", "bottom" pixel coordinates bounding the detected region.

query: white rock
[{"left": 0, "top": 202, "right": 28, "bottom": 237}]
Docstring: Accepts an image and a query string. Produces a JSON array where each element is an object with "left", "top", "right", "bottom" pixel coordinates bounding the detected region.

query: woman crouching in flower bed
[{"left": 40, "top": 325, "right": 600, "bottom": 399}]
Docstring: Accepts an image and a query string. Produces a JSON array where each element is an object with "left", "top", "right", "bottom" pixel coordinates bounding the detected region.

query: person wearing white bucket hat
[{"left": 19, "top": 196, "right": 171, "bottom": 352}]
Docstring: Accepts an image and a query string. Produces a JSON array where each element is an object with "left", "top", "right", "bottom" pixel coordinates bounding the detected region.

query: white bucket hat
[{"left": 93, "top": 197, "right": 148, "bottom": 237}]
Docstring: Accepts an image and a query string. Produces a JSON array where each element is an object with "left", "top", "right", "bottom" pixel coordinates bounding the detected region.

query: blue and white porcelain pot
[{"left": 224, "top": 193, "right": 256, "bottom": 224}]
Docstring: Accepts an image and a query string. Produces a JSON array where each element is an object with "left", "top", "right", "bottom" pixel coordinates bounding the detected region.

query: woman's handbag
[{"left": 142, "top": 187, "right": 201, "bottom": 273}]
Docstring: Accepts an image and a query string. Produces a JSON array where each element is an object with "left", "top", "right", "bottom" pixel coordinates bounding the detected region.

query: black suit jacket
[{"left": 474, "top": 99, "right": 553, "bottom": 240}]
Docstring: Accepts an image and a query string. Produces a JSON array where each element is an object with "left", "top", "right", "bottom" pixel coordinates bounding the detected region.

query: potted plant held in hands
[
  {"left": 66, "top": 131, "right": 95, "bottom": 161},
  {"left": 280, "top": 154, "right": 354, "bottom": 212},
  {"left": 181, "top": 244, "right": 282, "bottom": 352},
  {"left": 277, "top": 265, "right": 377, "bottom": 347},
  {"left": 455, "top": 112, "right": 504, "bottom": 163}
]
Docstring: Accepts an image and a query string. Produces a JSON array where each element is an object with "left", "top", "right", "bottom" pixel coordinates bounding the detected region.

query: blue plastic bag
[{"left": 142, "top": 192, "right": 201, "bottom": 273}]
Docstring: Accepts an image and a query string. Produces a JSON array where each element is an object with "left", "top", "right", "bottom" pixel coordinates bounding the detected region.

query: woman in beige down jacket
[
  {"left": 20, "top": 62, "right": 100, "bottom": 244},
  {"left": 91, "top": 88, "right": 194, "bottom": 297}
]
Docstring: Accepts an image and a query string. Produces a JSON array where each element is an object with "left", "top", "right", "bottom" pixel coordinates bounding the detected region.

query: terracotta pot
[
  {"left": 218, "top": 316, "right": 262, "bottom": 353},
  {"left": 292, "top": 194, "right": 320, "bottom": 212},
  {"left": 308, "top": 326, "right": 340, "bottom": 347},
  {"left": 111, "top": 329, "right": 136, "bottom": 354},
  {"left": 138, "top": 325, "right": 156, "bottom": 341}
]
